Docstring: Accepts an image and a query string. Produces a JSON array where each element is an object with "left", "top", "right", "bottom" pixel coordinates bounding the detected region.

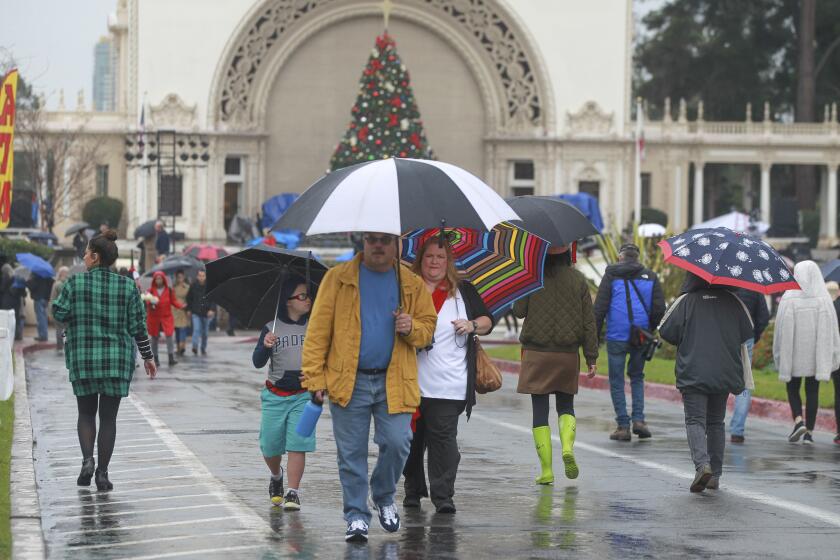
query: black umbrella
[
  {"left": 134, "top": 219, "right": 157, "bottom": 239},
  {"left": 144, "top": 255, "right": 204, "bottom": 279},
  {"left": 206, "top": 246, "right": 328, "bottom": 329},
  {"left": 505, "top": 196, "right": 599, "bottom": 246},
  {"left": 271, "top": 158, "right": 518, "bottom": 235},
  {"left": 64, "top": 222, "right": 90, "bottom": 237}
]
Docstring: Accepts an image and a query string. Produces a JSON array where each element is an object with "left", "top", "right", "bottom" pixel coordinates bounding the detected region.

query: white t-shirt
[{"left": 418, "top": 289, "right": 469, "bottom": 400}]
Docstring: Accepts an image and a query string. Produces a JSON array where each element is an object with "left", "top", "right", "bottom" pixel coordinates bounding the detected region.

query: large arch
[{"left": 207, "top": 0, "right": 555, "bottom": 134}]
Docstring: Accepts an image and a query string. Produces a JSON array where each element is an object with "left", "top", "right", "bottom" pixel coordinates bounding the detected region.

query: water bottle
[{"left": 295, "top": 394, "right": 323, "bottom": 437}]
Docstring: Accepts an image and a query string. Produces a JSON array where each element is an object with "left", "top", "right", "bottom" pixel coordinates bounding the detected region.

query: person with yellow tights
[{"left": 513, "top": 245, "right": 598, "bottom": 483}]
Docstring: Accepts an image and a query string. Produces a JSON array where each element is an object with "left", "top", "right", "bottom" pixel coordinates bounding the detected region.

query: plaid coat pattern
[{"left": 52, "top": 267, "right": 149, "bottom": 382}]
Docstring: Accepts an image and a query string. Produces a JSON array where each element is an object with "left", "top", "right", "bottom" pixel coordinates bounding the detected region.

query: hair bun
[{"left": 103, "top": 229, "right": 118, "bottom": 241}]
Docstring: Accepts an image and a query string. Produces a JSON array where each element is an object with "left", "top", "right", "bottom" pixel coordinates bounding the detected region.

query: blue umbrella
[
  {"left": 658, "top": 228, "right": 797, "bottom": 294},
  {"left": 15, "top": 253, "right": 55, "bottom": 279}
]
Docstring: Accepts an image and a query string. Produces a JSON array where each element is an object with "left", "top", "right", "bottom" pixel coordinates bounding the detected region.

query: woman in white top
[
  {"left": 402, "top": 236, "right": 493, "bottom": 514},
  {"left": 773, "top": 260, "right": 840, "bottom": 443}
]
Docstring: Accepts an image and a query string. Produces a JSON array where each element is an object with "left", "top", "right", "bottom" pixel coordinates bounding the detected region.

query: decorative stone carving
[
  {"left": 216, "top": 0, "right": 543, "bottom": 129},
  {"left": 151, "top": 94, "right": 198, "bottom": 129},
  {"left": 565, "top": 102, "right": 613, "bottom": 135}
]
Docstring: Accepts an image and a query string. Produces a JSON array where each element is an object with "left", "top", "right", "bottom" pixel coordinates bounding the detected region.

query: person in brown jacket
[
  {"left": 301, "top": 232, "right": 436, "bottom": 543},
  {"left": 513, "top": 244, "right": 598, "bottom": 484},
  {"left": 171, "top": 270, "right": 190, "bottom": 356}
]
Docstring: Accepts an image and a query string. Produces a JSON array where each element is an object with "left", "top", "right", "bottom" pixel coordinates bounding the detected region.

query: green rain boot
[
  {"left": 559, "top": 414, "right": 579, "bottom": 480},
  {"left": 532, "top": 426, "right": 554, "bottom": 485}
]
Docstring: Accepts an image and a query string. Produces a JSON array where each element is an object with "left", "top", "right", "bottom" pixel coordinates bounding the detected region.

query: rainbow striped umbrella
[{"left": 401, "top": 222, "right": 548, "bottom": 316}]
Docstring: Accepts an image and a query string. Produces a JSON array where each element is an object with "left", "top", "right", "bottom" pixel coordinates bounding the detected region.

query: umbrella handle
[{"left": 271, "top": 265, "right": 290, "bottom": 335}]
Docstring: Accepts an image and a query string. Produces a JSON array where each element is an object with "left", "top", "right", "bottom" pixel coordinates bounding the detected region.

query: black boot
[
  {"left": 95, "top": 468, "right": 113, "bottom": 491},
  {"left": 168, "top": 353, "right": 178, "bottom": 366},
  {"left": 77, "top": 457, "right": 95, "bottom": 486}
]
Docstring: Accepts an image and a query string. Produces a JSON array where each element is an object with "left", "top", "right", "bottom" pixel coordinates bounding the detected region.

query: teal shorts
[{"left": 259, "top": 389, "right": 316, "bottom": 457}]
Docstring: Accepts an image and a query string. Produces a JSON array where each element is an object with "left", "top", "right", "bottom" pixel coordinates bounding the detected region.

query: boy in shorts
[{"left": 253, "top": 275, "right": 314, "bottom": 510}]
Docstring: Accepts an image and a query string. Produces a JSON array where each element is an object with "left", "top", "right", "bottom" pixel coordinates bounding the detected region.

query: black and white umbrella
[{"left": 271, "top": 158, "right": 518, "bottom": 235}]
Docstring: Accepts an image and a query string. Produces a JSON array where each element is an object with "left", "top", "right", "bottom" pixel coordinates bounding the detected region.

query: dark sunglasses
[
  {"left": 364, "top": 235, "right": 395, "bottom": 245},
  {"left": 288, "top": 293, "right": 311, "bottom": 301}
]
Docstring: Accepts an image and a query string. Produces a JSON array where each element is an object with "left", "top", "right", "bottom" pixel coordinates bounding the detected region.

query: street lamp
[{"left": 124, "top": 129, "right": 211, "bottom": 253}]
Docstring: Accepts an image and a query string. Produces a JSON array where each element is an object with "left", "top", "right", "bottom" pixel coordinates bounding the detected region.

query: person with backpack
[{"left": 594, "top": 243, "right": 665, "bottom": 441}]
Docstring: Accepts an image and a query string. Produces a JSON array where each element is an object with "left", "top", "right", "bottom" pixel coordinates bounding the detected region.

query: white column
[
  {"left": 673, "top": 164, "right": 683, "bottom": 231},
  {"left": 760, "top": 163, "right": 771, "bottom": 225},
  {"left": 692, "top": 162, "right": 704, "bottom": 226},
  {"left": 828, "top": 164, "right": 838, "bottom": 239}
]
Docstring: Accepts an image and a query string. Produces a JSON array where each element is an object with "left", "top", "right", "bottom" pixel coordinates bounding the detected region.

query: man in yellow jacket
[{"left": 302, "top": 232, "right": 436, "bottom": 543}]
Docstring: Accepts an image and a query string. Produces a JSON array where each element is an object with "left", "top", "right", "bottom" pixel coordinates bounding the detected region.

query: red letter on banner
[
  {"left": 0, "top": 181, "right": 10, "bottom": 224},
  {"left": 0, "top": 133, "right": 10, "bottom": 175},
  {"left": 0, "top": 84, "right": 14, "bottom": 126}
]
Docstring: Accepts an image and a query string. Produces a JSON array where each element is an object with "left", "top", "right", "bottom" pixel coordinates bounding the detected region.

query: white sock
[
  {"left": 271, "top": 466, "right": 284, "bottom": 480},
  {"left": 288, "top": 488, "right": 298, "bottom": 495}
]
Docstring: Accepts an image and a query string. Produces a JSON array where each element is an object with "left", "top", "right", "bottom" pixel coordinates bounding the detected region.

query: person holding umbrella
[
  {"left": 301, "top": 233, "right": 437, "bottom": 543},
  {"left": 659, "top": 272, "right": 755, "bottom": 492},
  {"left": 401, "top": 235, "right": 494, "bottom": 514},
  {"left": 52, "top": 230, "right": 157, "bottom": 491},
  {"left": 773, "top": 260, "right": 840, "bottom": 443},
  {"left": 514, "top": 244, "right": 598, "bottom": 484},
  {"left": 145, "top": 271, "right": 186, "bottom": 366},
  {"left": 252, "top": 274, "right": 314, "bottom": 510},
  {"left": 186, "top": 269, "right": 215, "bottom": 356}
]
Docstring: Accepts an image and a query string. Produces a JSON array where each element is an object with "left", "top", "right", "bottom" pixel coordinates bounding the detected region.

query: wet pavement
[{"left": 23, "top": 335, "right": 840, "bottom": 559}]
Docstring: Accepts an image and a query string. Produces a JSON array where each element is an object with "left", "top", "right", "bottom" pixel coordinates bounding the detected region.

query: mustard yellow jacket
[{"left": 301, "top": 253, "right": 437, "bottom": 414}]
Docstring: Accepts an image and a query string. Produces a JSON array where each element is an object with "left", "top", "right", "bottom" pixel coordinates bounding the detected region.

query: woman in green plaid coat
[{"left": 52, "top": 230, "right": 157, "bottom": 491}]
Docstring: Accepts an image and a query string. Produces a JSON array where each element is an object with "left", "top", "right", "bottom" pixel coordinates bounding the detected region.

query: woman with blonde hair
[{"left": 402, "top": 236, "right": 493, "bottom": 514}]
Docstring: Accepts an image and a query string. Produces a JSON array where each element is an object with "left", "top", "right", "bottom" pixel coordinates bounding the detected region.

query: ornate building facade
[{"left": 23, "top": 0, "right": 840, "bottom": 243}]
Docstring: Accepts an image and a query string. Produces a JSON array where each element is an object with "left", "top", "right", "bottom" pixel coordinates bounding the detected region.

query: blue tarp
[
  {"left": 246, "top": 231, "right": 302, "bottom": 250},
  {"left": 261, "top": 194, "right": 299, "bottom": 231},
  {"left": 556, "top": 193, "right": 604, "bottom": 232}
]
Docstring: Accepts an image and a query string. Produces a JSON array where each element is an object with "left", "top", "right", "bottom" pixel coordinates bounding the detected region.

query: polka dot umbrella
[
  {"left": 401, "top": 222, "right": 549, "bottom": 316},
  {"left": 658, "top": 227, "right": 799, "bottom": 294}
]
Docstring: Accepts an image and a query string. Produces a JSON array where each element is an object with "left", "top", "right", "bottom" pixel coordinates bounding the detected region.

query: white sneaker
[{"left": 345, "top": 519, "right": 369, "bottom": 542}]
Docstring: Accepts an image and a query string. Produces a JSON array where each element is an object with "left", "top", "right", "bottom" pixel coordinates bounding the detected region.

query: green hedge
[
  {"left": 0, "top": 238, "right": 54, "bottom": 261},
  {"left": 641, "top": 207, "right": 668, "bottom": 227},
  {"left": 82, "top": 197, "right": 123, "bottom": 230}
]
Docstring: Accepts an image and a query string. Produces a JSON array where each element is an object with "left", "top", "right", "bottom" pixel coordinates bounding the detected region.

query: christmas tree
[{"left": 330, "top": 33, "right": 434, "bottom": 170}]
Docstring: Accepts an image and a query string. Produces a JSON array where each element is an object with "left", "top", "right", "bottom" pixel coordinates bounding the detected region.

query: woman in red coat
[{"left": 146, "top": 271, "right": 185, "bottom": 367}]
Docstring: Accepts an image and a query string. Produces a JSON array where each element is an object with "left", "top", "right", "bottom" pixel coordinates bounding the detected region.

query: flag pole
[{"left": 634, "top": 97, "right": 643, "bottom": 225}]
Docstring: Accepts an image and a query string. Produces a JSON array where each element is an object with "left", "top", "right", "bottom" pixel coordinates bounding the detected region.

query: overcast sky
[{"left": 2, "top": 0, "right": 115, "bottom": 109}]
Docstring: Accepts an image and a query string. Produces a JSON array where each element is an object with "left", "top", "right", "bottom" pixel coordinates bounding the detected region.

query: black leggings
[
  {"left": 76, "top": 394, "right": 122, "bottom": 470},
  {"left": 833, "top": 371, "right": 840, "bottom": 434},
  {"left": 531, "top": 392, "right": 575, "bottom": 428},
  {"left": 786, "top": 377, "right": 819, "bottom": 431},
  {"left": 503, "top": 312, "right": 518, "bottom": 331}
]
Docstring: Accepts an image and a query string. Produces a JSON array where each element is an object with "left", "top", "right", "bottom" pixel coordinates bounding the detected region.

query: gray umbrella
[
  {"left": 228, "top": 215, "right": 261, "bottom": 244},
  {"left": 134, "top": 219, "right": 157, "bottom": 240},
  {"left": 64, "top": 222, "right": 90, "bottom": 237}
]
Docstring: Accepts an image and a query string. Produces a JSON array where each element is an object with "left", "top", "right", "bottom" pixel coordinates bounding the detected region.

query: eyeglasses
[
  {"left": 288, "top": 293, "right": 311, "bottom": 302},
  {"left": 364, "top": 235, "right": 395, "bottom": 245}
]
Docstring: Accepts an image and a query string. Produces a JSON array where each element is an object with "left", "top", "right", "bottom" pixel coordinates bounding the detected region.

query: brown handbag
[{"left": 474, "top": 337, "right": 502, "bottom": 394}]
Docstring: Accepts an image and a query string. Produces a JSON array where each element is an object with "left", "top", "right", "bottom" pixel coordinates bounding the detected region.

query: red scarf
[{"left": 431, "top": 281, "right": 450, "bottom": 312}]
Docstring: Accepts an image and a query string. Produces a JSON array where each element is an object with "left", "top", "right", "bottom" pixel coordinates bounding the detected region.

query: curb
[
  {"left": 10, "top": 343, "right": 46, "bottom": 560},
  {"left": 492, "top": 358, "right": 838, "bottom": 434}
]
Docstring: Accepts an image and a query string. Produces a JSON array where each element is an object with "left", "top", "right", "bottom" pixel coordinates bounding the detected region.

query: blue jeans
[
  {"left": 34, "top": 299, "right": 48, "bottom": 340},
  {"left": 607, "top": 340, "right": 646, "bottom": 427},
  {"left": 329, "top": 373, "right": 412, "bottom": 524},
  {"left": 729, "top": 338, "right": 755, "bottom": 436},
  {"left": 191, "top": 315, "right": 209, "bottom": 351}
]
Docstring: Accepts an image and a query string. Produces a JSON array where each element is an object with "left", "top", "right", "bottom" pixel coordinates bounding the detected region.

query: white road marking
[
  {"left": 57, "top": 516, "right": 235, "bottom": 535},
  {"left": 54, "top": 464, "right": 180, "bottom": 480},
  {"left": 128, "top": 395, "right": 269, "bottom": 532},
  {"left": 49, "top": 436, "right": 162, "bottom": 450},
  {"left": 46, "top": 482, "right": 210, "bottom": 503},
  {"left": 472, "top": 413, "right": 840, "bottom": 529},
  {"left": 65, "top": 529, "right": 259, "bottom": 550},
  {"left": 63, "top": 503, "right": 223, "bottom": 520},
  {"left": 47, "top": 449, "right": 173, "bottom": 464},
  {"left": 50, "top": 456, "right": 175, "bottom": 471},
  {"left": 51, "top": 492, "right": 217, "bottom": 510},
  {"left": 123, "top": 544, "right": 264, "bottom": 560}
]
